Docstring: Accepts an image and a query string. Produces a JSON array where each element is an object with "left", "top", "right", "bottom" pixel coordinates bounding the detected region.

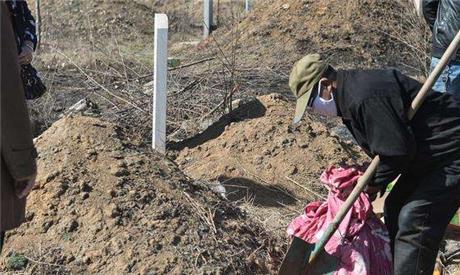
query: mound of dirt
[
  {"left": 0, "top": 116, "right": 283, "bottom": 274},
  {"left": 173, "top": 94, "right": 368, "bottom": 235},
  {"left": 174, "top": 94, "right": 460, "bottom": 272},
  {"left": 197, "top": 0, "right": 429, "bottom": 75}
]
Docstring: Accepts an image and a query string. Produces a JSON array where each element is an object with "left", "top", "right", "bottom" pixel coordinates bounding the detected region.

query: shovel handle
[
  {"left": 308, "top": 30, "right": 460, "bottom": 266},
  {"left": 409, "top": 31, "right": 460, "bottom": 119}
]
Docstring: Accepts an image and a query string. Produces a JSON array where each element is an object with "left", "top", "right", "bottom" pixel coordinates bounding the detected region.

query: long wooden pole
[{"left": 307, "top": 30, "right": 460, "bottom": 267}]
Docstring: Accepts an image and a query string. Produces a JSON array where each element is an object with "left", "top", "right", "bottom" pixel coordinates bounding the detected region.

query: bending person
[{"left": 289, "top": 54, "right": 460, "bottom": 275}]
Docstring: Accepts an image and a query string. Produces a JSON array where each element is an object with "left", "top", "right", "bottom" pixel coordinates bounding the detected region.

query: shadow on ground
[
  {"left": 168, "top": 98, "right": 267, "bottom": 151},
  {"left": 217, "top": 176, "right": 298, "bottom": 208}
]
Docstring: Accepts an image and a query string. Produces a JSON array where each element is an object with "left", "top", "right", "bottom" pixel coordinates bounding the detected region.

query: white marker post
[
  {"left": 203, "top": 0, "right": 213, "bottom": 39},
  {"left": 153, "top": 14, "right": 168, "bottom": 154},
  {"left": 245, "top": 0, "right": 252, "bottom": 12}
]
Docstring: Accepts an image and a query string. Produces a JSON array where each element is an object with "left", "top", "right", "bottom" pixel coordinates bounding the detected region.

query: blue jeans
[{"left": 430, "top": 57, "right": 460, "bottom": 95}]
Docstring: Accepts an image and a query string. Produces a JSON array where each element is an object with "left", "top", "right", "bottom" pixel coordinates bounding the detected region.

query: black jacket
[
  {"left": 335, "top": 69, "right": 460, "bottom": 187},
  {"left": 423, "top": 0, "right": 460, "bottom": 61},
  {"left": 5, "top": 0, "right": 37, "bottom": 53}
]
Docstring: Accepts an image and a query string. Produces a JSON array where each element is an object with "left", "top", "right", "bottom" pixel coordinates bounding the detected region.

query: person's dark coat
[
  {"left": 1, "top": 2, "right": 37, "bottom": 232},
  {"left": 5, "top": 0, "right": 37, "bottom": 52},
  {"left": 335, "top": 69, "right": 460, "bottom": 187},
  {"left": 422, "top": 0, "right": 460, "bottom": 61}
]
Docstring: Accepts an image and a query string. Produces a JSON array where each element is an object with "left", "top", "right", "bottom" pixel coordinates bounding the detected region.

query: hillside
[{"left": 199, "top": 0, "right": 430, "bottom": 73}]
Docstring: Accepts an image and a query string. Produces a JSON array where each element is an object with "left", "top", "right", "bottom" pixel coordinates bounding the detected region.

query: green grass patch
[{"left": 7, "top": 252, "right": 28, "bottom": 271}]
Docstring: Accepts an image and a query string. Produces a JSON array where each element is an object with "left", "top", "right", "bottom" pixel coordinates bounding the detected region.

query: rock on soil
[
  {"left": 173, "top": 94, "right": 368, "bottom": 235},
  {"left": 0, "top": 116, "right": 283, "bottom": 274}
]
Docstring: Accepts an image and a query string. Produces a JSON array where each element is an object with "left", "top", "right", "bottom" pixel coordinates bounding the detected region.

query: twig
[
  {"left": 55, "top": 50, "right": 147, "bottom": 113},
  {"left": 170, "top": 78, "right": 203, "bottom": 96},
  {"left": 92, "top": 91, "right": 122, "bottom": 111},
  {"left": 183, "top": 192, "right": 218, "bottom": 235},
  {"left": 238, "top": 166, "right": 301, "bottom": 203},
  {"left": 246, "top": 244, "right": 264, "bottom": 260},
  {"left": 376, "top": 29, "right": 429, "bottom": 58},
  {"left": 204, "top": 21, "right": 233, "bottom": 74},
  {"left": 135, "top": 57, "right": 216, "bottom": 80},
  {"left": 114, "top": 36, "right": 130, "bottom": 83},
  {"left": 23, "top": 255, "right": 66, "bottom": 268},
  {"left": 285, "top": 176, "right": 326, "bottom": 200},
  {"left": 446, "top": 248, "right": 460, "bottom": 261},
  {"left": 200, "top": 84, "right": 240, "bottom": 121},
  {"left": 277, "top": 201, "right": 305, "bottom": 215},
  {"left": 168, "top": 57, "right": 216, "bottom": 71}
]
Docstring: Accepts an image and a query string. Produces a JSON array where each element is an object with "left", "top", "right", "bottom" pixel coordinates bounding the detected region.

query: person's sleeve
[
  {"left": 422, "top": 0, "right": 440, "bottom": 31},
  {"left": 352, "top": 96, "right": 416, "bottom": 187},
  {"left": 1, "top": 2, "right": 37, "bottom": 180},
  {"left": 19, "top": 1, "right": 37, "bottom": 49}
]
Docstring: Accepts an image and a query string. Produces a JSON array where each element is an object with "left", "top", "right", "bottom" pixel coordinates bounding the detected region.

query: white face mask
[{"left": 311, "top": 81, "right": 337, "bottom": 117}]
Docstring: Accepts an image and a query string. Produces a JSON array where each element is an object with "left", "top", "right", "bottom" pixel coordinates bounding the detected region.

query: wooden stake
[
  {"left": 153, "top": 14, "right": 168, "bottom": 154},
  {"left": 245, "top": 0, "right": 252, "bottom": 12},
  {"left": 203, "top": 0, "right": 213, "bottom": 39}
]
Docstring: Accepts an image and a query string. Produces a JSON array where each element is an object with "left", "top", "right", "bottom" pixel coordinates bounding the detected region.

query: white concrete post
[
  {"left": 245, "top": 0, "right": 252, "bottom": 12},
  {"left": 153, "top": 14, "right": 168, "bottom": 154},
  {"left": 203, "top": 0, "right": 213, "bottom": 39}
]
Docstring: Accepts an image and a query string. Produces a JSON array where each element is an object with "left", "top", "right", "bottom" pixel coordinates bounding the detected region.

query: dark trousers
[
  {"left": 0, "top": 231, "right": 4, "bottom": 254},
  {"left": 384, "top": 168, "right": 460, "bottom": 275}
]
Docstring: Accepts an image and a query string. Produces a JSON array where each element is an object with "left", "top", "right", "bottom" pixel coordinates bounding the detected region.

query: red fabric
[{"left": 287, "top": 166, "right": 393, "bottom": 275}]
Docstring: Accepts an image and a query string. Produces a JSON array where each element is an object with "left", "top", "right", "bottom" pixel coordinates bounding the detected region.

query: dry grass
[
  {"left": 28, "top": 0, "right": 255, "bottom": 143},
  {"left": 27, "top": 0, "right": 431, "bottom": 145}
]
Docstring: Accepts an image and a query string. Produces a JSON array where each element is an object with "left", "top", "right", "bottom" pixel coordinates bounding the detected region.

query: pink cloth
[{"left": 287, "top": 166, "right": 393, "bottom": 275}]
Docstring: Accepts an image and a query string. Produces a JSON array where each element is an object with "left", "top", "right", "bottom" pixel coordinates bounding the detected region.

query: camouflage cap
[{"left": 289, "top": 54, "right": 329, "bottom": 124}]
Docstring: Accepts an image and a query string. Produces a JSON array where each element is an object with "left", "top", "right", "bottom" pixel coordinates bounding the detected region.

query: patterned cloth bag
[{"left": 21, "top": 64, "right": 46, "bottom": 100}]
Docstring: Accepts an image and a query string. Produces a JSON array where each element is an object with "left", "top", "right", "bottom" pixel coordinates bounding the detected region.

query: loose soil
[
  {"left": 174, "top": 94, "right": 460, "bottom": 272},
  {"left": 6, "top": 0, "right": 458, "bottom": 273},
  {"left": 201, "top": 0, "right": 430, "bottom": 74},
  {"left": 0, "top": 116, "right": 283, "bottom": 274},
  {"left": 173, "top": 94, "right": 368, "bottom": 235},
  {"left": 2, "top": 96, "right": 458, "bottom": 273}
]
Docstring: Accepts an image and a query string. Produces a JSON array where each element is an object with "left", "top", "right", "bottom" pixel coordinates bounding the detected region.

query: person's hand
[
  {"left": 364, "top": 185, "right": 384, "bottom": 202},
  {"left": 18, "top": 41, "right": 34, "bottom": 65},
  {"left": 14, "top": 174, "right": 36, "bottom": 199}
]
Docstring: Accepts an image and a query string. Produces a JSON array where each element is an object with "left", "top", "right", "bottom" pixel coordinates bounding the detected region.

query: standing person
[
  {"left": 289, "top": 54, "right": 460, "bottom": 275},
  {"left": 422, "top": 0, "right": 460, "bottom": 95},
  {"left": 6, "top": 0, "right": 37, "bottom": 65},
  {"left": 1, "top": 1, "right": 37, "bottom": 253}
]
